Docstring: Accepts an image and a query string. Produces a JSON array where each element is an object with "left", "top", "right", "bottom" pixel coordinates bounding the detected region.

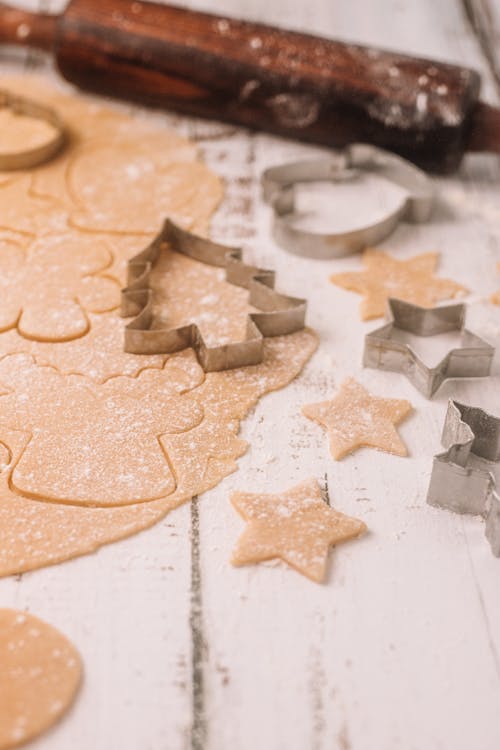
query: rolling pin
[{"left": 0, "top": 0, "right": 499, "bottom": 172}]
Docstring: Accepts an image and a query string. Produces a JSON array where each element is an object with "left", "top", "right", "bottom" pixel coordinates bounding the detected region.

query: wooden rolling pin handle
[
  {"left": 0, "top": 0, "right": 485, "bottom": 171},
  {"left": 0, "top": 2, "right": 56, "bottom": 51}
]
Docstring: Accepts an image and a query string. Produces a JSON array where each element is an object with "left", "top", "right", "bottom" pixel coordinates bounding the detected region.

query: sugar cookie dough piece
[
  {"left": 0, "top": 76, "right": 222, "bottom": 240},
  {"left": 303, "top": 378, "right": 412, "bottom": 459},
  {"left": 150, "top": 244, "right": 259, "bottom": 346},
  {"left": 33, "top": 106, "right": 198, "bottom": 212},
  {"left": 0, "top": 176, "right": 68, "bottom": 235},
  {"left": 0, "top": 427, "right": 178, "bottom": 576},
  {"left": 330, "top": 249, "right": 467, "bottom": 320},
  {"left": 0, "top": 231, "right": 120, "bottom": 341},
  {"left": 231, "top": 478, "right": 367, "bottom": 583},
  {"left": 6, "top": 312, "right": 168, "bottom": 383},
  {"left": 0, "top": 332, "right": 317, "bottom": 576},
  {"left": 68, "top": 140, "right": 222, "bottom": 235},
  {"left": 0, "top": 352, "right": 204, "bottom": 506},
  {"left": 0, "top": 608, "right": 82, "bottom": 749}
]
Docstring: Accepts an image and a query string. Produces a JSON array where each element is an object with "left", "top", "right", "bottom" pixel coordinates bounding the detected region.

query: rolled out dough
[
  {"left": 0, "top": 76, "right": 318, "bottom": 575},
  {"left": 0, "top": 330, "right": 317, "bottom": 576}
]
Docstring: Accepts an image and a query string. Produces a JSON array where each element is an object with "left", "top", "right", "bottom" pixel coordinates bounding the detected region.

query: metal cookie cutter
[
  {"left": 261, "top": 144, "right": 433, "bottom": 259},
  {"left": 121, "top": 219, "right": 306, "bottom": 372},
  {"left": 0, "top": 89, "right": 65, "bottom": 170},
  {"left": 363, "top": 298, "right": 494, "bottom": 398},
  {"left": 427, "top": 400, "right": 500, "bottom": 557}
]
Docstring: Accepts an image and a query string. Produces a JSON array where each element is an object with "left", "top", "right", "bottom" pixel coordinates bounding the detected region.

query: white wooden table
[{"left": 1, "top": 1, "right": 500, "bottom": 748}]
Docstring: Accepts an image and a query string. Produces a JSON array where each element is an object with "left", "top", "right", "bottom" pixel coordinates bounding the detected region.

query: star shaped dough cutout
[
  {"left": 330, "top": 248, "right": 467, "bottom": 320},
  {"left": 302, "top": 378, "right": 412, "bottom": 459},
  {"left": 230, "top": 478, "right": 366, "bottom": 583}
]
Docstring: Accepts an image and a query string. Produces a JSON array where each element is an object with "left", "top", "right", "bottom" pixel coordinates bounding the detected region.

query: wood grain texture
[{"left": 1, "top": 1, "right": 500, "bottom": 749}]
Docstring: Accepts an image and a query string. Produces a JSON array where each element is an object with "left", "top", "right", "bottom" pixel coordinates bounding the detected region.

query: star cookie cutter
[
  {"left": 261, "top": 143, "right": 433, "bottom": 259},
  {"left": 0, "top": 89, "right": 65, "bottom": 170},
  {"left": 121, "top": 219, "right": 307, "bottom": 372},
  {"left": 427, "top": 400, "right": 500, "bottom": 557},
  {"left": 363, "top": 298, "right": 494, "bottom": 398}
]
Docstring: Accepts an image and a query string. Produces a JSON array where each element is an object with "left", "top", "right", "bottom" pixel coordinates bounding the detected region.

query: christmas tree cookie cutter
[
  {"left": 427, "top": 400, "right": 500, "bottom": 557},
  {"left": 363, "top": 298, "right": 494, "bottom": 398},
  {"left": 261, "top": 144, "right": 433, "bottom": 259},
  {"left": 121, "top": 219, "right": 307, "bottom": 372},
  {"left": 0, "top": 89, "right": 65, "bottom": 169}
]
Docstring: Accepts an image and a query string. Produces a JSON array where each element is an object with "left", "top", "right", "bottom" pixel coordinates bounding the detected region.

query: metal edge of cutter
[
  {"left": 363, "top": 298, "right": 494, "bottom": 398},
  {"left": 120, "top": 219, "right": 307, "bottom": 372},
  {"left": 261, "top": 143, "right": 434, "bottom": 259},
  {"left": 0, "top": 88, "right": 66, "bottom": 169},
  {"left": 427, "top": 400, "right": 500, "bottom": 557}
]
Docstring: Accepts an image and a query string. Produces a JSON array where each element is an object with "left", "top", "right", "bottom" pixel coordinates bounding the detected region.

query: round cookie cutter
[
  {"left": 0, "top": 89, "right": 65, "bottom": 170},
  {"left": 261, "top": 144, "right": 434, "bottom": 259}
]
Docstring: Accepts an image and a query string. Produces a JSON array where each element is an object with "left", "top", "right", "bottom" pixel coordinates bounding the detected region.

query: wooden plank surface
[{"left": 1, "top": 1, "right": 500, "bottom": 749}]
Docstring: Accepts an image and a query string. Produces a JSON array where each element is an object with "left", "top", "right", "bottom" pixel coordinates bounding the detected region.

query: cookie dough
[
  {"left": 330, "top": 249, "right": 467, "bottom": 320},
  {"left": 0, "top": 608, "right": 82, "bottom": 749},
  {"left": 0, "top": 176, "right": 66, "bottom": 236},
  {"left": 0, "top": 331, "right": 317, "bottom": 576},
  {"left": 0, "top": 351, "right": 204, "bottom": 506},
  {"left": 0, "top": 312, "right": 168, "bottom": 383},
  {"left": 0, "top": 230, "right": 120, "bottom": 341},
  {"left": 231, "top": 477, "right": 367, "bottom": 583},
  {"left": 69, "top": 145, "right": 221, "bottom": 235},
  {"left": 0, "top": 76, "right": 318, "bottom": 574},
  {"left": 150, "top": 243, "right": 259, "bottom": 346},
  {"left": 302, "top": 378, "right": 412, "bottom": 459}
]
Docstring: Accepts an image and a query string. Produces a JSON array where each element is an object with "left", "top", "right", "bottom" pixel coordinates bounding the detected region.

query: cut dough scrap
[
  {"left": 0, "top": 230, "right": 120, "bottom": 341},
  {"left": 0, "top": 608, "right": 82, "bottom": 749},
  {"left": 0, "top": 351, "right": 204, "bottom": 506},
  {"left": 230, "top": 477, "right": 367, "bottom": 583},
  {"left": 330, "top": 249, "right": 468, "bottom": 320}
]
